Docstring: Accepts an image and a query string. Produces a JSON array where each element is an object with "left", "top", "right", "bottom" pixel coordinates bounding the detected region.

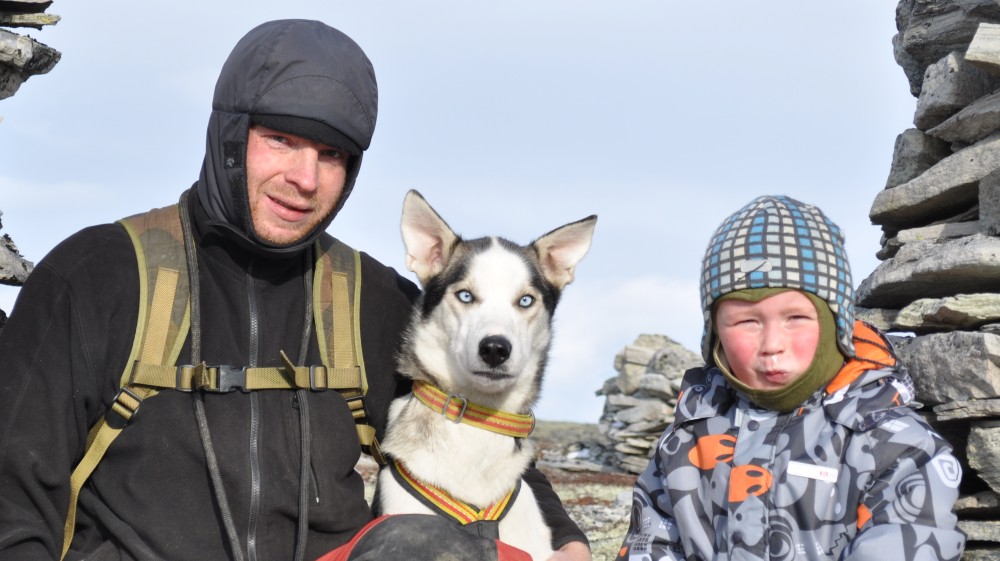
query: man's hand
[{"left": 547, "top": 541, "right": 591, "bottom": 561}]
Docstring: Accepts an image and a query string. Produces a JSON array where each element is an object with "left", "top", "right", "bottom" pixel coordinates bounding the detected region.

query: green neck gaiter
[{"left": 712, "top": 289, "right": 845, "bottom": 413}]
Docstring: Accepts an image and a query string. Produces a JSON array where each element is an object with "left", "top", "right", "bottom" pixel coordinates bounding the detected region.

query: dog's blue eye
[
  {"left": 518, "top": 295, "right": 534, "bottom": 308},
  {"left": 456, "top": 290, "right": 474, "bottom": 303}
]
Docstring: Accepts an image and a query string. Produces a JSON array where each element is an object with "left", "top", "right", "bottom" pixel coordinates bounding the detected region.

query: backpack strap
[
  {"left": 125, "top": 358, "right": 363, "bottom": 393},
  {"left": 312, "top": 234, "right": 384, "bottom": 464},
  {"left": 62, "top": 204, "right": 190, "bottom": 560}
]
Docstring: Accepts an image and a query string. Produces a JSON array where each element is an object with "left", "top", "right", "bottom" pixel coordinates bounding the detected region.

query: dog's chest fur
[{"left": 380, "top": 394, "right": 536, "bottom": 506}]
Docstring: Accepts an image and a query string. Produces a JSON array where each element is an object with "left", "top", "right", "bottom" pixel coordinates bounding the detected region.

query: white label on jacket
[{"left": 787, "top": 461, "right": 838, "bottom": 483}]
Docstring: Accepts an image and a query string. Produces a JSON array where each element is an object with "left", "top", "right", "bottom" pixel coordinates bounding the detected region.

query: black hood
[{"left": 196, "top": 19, "right": 378, "bottom": 258}]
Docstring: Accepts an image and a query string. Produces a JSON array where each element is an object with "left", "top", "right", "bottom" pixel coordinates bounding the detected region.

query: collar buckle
[{"left": 442, "top": 393, "right": 469, "bottom": 423}]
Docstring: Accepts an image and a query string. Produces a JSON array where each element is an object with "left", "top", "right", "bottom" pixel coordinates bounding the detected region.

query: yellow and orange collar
[{"left": 411, "top": 380, "right": 535, "bottom": 439}]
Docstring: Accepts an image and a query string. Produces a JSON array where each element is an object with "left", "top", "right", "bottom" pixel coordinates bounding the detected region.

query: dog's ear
[
  {"left": 401, "top": 190, "right": 459, "bottom": 286},
  {"left": 532, "top": 215, "right": 597, "bottom": 290}
]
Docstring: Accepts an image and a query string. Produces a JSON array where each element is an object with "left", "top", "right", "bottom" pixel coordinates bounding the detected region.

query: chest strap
[
  {"left": 389, "top": 458, "right": 519, "bottom": 526},
  {"left": 412, "top": 380, "right": 535, "bottom": 438},
  {"left": 127, "top": 351, "right": 361, "bottom": 393}
]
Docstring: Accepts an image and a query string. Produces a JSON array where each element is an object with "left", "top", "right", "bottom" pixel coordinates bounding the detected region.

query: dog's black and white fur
[{"left": 375, "top": 190, "right": 596, "bottom": 560}]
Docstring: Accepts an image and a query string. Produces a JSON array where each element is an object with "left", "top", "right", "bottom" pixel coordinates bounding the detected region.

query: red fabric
[
  {"left": 314, "top": 514, "right": 534, "bottom": 561},
  {"left": 494, "top": 540, "right": 532, "bottom": 561},
  {"left": 314, "top": 515, "right": 396, "bottom": 561}
]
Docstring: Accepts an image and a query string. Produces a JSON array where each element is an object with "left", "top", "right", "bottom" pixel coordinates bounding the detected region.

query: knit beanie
[{"left": 700, "top": 195, "right": 855, "bottom": 362}]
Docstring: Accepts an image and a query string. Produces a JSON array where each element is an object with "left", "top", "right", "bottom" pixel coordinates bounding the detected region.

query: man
[
  {"left": 616, "top": 195, "right": 964, "bottom": 561},
  {"left": 0, "top": 19, "right": 589, "bottom": 561}
]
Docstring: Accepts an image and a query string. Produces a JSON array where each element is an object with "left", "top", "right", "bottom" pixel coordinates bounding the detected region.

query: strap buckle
[
  {"left": 216, "top": 365, "right": 248, "bottom": 393},
  {"left": 442, "top": 394, "right": 469, "bottom": 423},
  {"left": 174, "top": 364, "right": 198, "bottom": 392},
  {"left": 106, "top": 386, "right": 143, "bottom": 428},
  {"left": 309, "top": 365, "right": 328, "bottom": 391}
]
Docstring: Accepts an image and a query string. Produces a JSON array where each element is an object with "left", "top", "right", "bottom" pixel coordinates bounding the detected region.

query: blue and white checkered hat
[{"left": 699, "top": 195, "right": 855, "bottom": 362}]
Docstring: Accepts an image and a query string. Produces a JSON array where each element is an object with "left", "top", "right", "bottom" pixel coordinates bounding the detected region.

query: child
[{"left": 616, "top": 195, "right": 965, "bottom": 561}]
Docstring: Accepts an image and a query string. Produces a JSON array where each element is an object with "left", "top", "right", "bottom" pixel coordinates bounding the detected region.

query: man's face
[
  {"left": 246, "top": 125, "right": 349, "bottom": 246},
  {"left": 714, "top": 290, "right": 820, "bottom": 390}
]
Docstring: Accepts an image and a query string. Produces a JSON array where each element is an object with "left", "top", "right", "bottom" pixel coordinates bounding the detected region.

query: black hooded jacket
[{"left": 0, "top": 19, "right": 585, "bottom": 561}]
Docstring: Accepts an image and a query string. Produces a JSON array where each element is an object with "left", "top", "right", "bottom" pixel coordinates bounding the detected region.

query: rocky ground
[
  {"left": 358, "top": 420, "right": 638, "bottom": 561},
  {"left": 532, "top": 421, "right": 637, "bottom": 560}
]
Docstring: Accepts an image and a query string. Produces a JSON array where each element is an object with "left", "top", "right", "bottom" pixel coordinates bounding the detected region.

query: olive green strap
[
  {"left": 62, "top": 265, "right": 180, "bottom": 560},
  {"left": 312, "top": 240, "right": 384, "bottom": 464},
  {"left": 126, "top": 358, "right": 363, "bottom": 393}
]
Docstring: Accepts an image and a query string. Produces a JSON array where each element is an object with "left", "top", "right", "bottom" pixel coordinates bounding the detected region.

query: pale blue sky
[{"left": 1, "top": 1, "right": 912, "bottom": 422}]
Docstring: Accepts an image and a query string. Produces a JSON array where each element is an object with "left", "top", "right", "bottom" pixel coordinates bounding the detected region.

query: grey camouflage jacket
[{"left": 617, "top": 322, "right": 965, "bottom": 561}]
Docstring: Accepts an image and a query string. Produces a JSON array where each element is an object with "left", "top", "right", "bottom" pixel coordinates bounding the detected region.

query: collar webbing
[
  {"left": 411, "top": 380, "right": 535, "bottom": 438},
  {"left": 390, "top": 459, "right": 518, "bottom": 524}
]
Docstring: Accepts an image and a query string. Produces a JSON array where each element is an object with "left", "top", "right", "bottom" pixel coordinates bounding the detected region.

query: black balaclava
[{"left": 196, "top": 19, "right": 378, "bottom": 258}]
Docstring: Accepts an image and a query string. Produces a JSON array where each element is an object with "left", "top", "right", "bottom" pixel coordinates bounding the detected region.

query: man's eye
[
  {"left": 456, "top": 290, "right": 474, "bottom": 304},
  {"left": 321, "top": 149, "right": 344, "bottom": 160}
]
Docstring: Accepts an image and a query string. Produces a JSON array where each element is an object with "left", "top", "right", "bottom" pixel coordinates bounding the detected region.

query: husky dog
[{"left": 375, "top": 190, "right": 597, "bottom": 560}]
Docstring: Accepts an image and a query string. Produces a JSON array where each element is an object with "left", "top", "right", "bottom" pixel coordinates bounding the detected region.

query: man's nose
[{"left": 285, "top": 147, "right": 320, "bottom": 192}]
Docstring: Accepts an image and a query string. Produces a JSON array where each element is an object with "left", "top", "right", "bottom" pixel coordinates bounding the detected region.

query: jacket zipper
[
  {"left": 293, "top": 393, "right": 322, "bottom": 505},
  {"left": 246, "top": 264, "right": 262, "bottom": 561},
  {"left": 310, "top": 460, "right": 321, "bottom": 504}
]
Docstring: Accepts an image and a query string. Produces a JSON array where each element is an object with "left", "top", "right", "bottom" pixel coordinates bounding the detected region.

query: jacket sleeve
[
  {"left": 617, "top": 369, "right": 720, "bottom": 561},
  {"left": 0, "top": 226, "right": 137, "bottom": 561},
  {"left": 522, "top": 463, "right": 590, "bottom": 551},
  {"left": 840, "top": 411, "right": 966, "bottom": 561},
  {"left": 615, "top": 450, "right": 687, "bottom": 561}
]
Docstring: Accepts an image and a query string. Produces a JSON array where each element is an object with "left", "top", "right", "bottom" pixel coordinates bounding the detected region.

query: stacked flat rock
[
  {"left": 0, "top": 1, "right": 54, "bottom": 322},
  {"left": 0, "top": 209, "right": 32, "bottom": 329},
  {"left": 595, "top": 334, "right": 702, "bottom": 474},
  {"left": 0, "top": 0, "right": 60, "bottom": 100},
  {"left": 861, "top": 4, "right": 1000, "bottom": 556}
]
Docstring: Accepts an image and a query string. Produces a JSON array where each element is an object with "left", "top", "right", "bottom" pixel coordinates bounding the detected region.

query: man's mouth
[{"left": 268, "top": 195, "right": 311, "bottom": 221}]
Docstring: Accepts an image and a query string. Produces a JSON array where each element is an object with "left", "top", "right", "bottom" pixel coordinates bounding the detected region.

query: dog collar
[
  {"left": 411, "top": 380, "right": 535, "bottom": 438},
  {"left": 389, "top": 458, "right": 520, "bottom": 525}
]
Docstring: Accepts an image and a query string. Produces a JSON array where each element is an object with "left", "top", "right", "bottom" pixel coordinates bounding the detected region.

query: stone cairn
[
  {"left": 856, "top": 1, "right": 1000, "bottom": 557},
  {"left": 0, "top": 0, "right": 52, "bottom": 324},
  {"left": 0, "top": 0, "right": 59, "bottom": 101},
  {"left": 595, "top": 334, "right": 702, "bottom": 474},
  {"left": 596, "top": 3, "right": 1000, "bottom": 555},
  {"left": 0, "top": 209, "right": 33, "bottom": 327}
]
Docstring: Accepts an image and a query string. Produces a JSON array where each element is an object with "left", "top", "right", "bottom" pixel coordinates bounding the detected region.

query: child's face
[{"left": 715, "top": 290, "right": 820, "bottom": 390}]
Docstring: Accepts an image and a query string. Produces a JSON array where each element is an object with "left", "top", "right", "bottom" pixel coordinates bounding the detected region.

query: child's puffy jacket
[{"left": 617, "top": 322, "right": 966, "bottom": 561}]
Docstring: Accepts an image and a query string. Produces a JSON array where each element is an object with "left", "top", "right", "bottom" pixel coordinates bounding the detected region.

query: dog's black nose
[{"left": 478, "top": 336, "right": 512, "bottom": 367}]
